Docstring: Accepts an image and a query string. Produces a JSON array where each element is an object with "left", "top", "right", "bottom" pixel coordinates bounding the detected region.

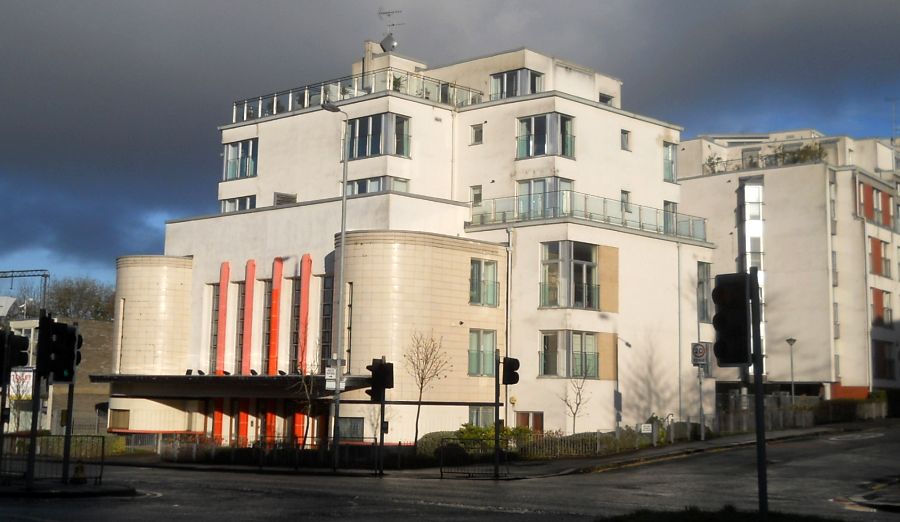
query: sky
[{"left": 1, "top": 0, "right": 898, "bottom": 287}]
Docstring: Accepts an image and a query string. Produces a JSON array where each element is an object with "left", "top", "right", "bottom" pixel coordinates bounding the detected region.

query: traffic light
[
  {"left": 36, "top": 311, "right": 54, "bottom": 378},
  {"left": 711, "top": 273, "right": 752, "bottom": 367},
  {"left": 50, "top": 323, "right": 81, "bottom": 383},
  {"left": 366, "top": 359, "right": 385, "bottom": 402},
  {"left": 502, "top": 357, "right": 520, "bottom": 385},
  {"left": 8, "top": 333, "right": 30, "bottom": 367}
]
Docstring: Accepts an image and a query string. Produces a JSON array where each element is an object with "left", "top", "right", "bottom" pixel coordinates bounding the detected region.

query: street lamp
[
  {"left": 786, "top": 337, "right": 797, "bottom": 406},
  {"left": 615, "top": 337, "right": 632, "bottom": 434},
  {"left": 322, "top": 101, "right": 349, "bottom": 470}
]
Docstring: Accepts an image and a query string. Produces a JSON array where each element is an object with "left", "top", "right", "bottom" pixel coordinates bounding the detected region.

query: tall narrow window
[
  {"left": 319, "top": 276, "right": 334, "bottom": 368},
  {"left": 471, "top": 185, "right": 483, "bottom": 206},
  {"left": 234, "top": 282, "right": 246, "bottom": 374},
  {"left": 620, "top": 190, "right": 632, "bottom": 213},
  {"left": 663, "top": 142, "right": 676, "bottom": 182},
  {"left": 468, "top": 329, "right": 496, "bottom": 376},
  {"left": 262, "top": 280, "right": 273, "bottom": 374},
  {"left": 697, "top": 262, "right": 712, "bottom": 322},
  {"left": 571, "top": 331, "right": 598, "bottom": 378},
  {"left": 470, "top": 259, "right": 498, "bottom": 306},
  {"left": 395, "top": 115, "right": 410, "bottom": 157},
  {"left": 209, "top": 284, "right": 220, "bottom": 373},
  {"left": 471, "top": 124, "right": 483, "bottom": 145},
  {"left": 664, "top": 201, "right": 678, "bottom": 235},
  {"left": 289, "top": 278, "right": 302, "bottom": 374},
  {"left": 620, "top": 130, "right": 631, "bottom": 151}
]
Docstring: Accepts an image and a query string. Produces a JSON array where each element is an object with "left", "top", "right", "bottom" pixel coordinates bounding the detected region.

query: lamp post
[
  {"left": 786, "top": 337, "right": 797, "bottom": 406},
  {"left": 322, "top": 102, "right": 349, "bottom": 470},
  {"left": 615, "top": 337, "right": 632, "bottom": 434}
]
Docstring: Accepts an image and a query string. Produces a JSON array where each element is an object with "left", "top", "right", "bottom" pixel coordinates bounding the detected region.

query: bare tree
[
  {"left": 403, "top": 331, "right": 452, "bottom": 447},
  {"left": 289, "top": 358, "right": 320, "bottom": 448},
  {"left": 46, "top": 277, "right": 115, "bottom": 320},
  {"left": 559, "top": 375, "right": 591, "bottom": 434}
]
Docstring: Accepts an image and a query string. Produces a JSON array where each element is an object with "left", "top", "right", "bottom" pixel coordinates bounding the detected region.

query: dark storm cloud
[{"left": 1, "top": 0, "right": 897, "bottom": 281}]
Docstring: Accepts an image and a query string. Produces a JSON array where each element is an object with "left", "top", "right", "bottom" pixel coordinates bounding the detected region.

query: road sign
[
  {"left": 325, "top": 367, "right": 337, "bottom": 380},
  {"left": 639, "top": 423, "right": 653, "bottom": 434},
  {"left": 325, "top": 380, "right": 345, "bottom": 391},
  {"left": 691, "top": 343, "right": 707, "bottom": 366}
]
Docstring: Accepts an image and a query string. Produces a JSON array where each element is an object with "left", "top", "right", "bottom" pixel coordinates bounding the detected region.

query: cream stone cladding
[
  {"left": 219, "top": 95, "right": 454, "bottom": 206},
  {"left": 165, "top": 193, "right": 469, "bottom": 377},
  {"left": 467, "top": 222, "right": 714, "bottom": 434},
  {"left": 114, "top": 256, "right": 193, "bottom": 375},
  {"left": 335, "top": 230, "right": 507, "bottom": 442},
  {"left": 107, "top": 397, "right": 205, "bottom": 434},
  {"left": 453, "top": 93, "right": 682, "bottom": 210},
  {"left": 423, "top": 48, "right": 622, "bottom": 108}
]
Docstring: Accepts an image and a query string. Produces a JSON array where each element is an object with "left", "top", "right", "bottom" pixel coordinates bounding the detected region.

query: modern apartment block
[
  {"left": 678, "top": 130, "right": 900, "bottom": 406},
  {"left": 99, "top": 41, "right": 715, "bottom": 445}
]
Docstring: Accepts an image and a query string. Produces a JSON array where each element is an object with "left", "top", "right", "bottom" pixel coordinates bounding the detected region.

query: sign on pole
[{"left": 691, "top": 343, "right": 707, "bottom": 367}]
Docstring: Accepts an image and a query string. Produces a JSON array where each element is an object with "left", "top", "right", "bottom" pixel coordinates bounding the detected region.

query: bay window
[{"left": 517, "top": 113, "right": 574, "bottom": 159}]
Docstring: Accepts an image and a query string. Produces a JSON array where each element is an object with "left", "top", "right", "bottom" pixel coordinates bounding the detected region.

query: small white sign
[
  {"left": 9, "top": 369, "right": 34, "bottom": 401},
  {"left": 691, "top": 343, "right": 707, "bottom": 366},
  {"left": 324, "top": 380, "right": 345, "bottom": 391},
  {"left": 325, "top": 368, "right": 337, "bottom": 380},
  {"left": 640, "top": 423, "right": 653, "bottom": 434}
]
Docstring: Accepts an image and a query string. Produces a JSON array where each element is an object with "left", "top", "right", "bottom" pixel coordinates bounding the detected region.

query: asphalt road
[{"left": 2, "top": 423, "right": 898, "bottom": 521}]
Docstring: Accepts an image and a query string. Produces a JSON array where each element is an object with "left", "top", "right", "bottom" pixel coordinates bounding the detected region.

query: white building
[
  {"left": 679, "top": 130, "right": 900, "bottom": 409},
  {"left": 101, "top": 41, "right": 715, "bottom": 445}
]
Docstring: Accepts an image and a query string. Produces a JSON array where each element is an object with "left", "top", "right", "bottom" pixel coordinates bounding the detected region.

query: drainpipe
[
  {"left": 677, "top": 242, "right": 683, "bottom": 420},
  {"left": 504, "top": 227, "right": 513, "bottom": 424}
]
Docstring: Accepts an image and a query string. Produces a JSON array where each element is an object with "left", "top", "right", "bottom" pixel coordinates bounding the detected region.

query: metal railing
[
  {"left": 1, "top": 435, "right": 105, "bottom": 484},
  {"left": 439, "top": 437, "right": 509, "bottom": 478},
  {"left": 232, "top": 67, "right": 483, "bottom": 123},
  {"left": 471, "top": 190, "right": 707, "bottom": 242},
  {"left": 702, "top": 151, "right": 824, "bottom": 175},
  {"left": 539, "top": 282, "right": 599, "bottom": 309},
  {"left": 469, "top": 280, "right": 499, "bottom": 306},
  {"left": 539, "top": 351, "right": 599, "bottom": 378}
]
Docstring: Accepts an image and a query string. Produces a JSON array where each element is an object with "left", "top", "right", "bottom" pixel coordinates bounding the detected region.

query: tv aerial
[{"left": 377, "top": 8, "right": 404, "bottom": 51}]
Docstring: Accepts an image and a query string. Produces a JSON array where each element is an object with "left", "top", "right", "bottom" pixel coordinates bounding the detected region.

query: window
[
  {"left": 109, "top": 409, "right": 130, "bottom": 430},
  {"left": 541, "top": 241, "right": 599, "bottom": 309},
  {"left": 320, "top": 276, "right": 334, "bottom": 366},
  {"left": 234, "top": 282, "right": 246, "bottom": 374},
  {"left": 517, "top": 177, "right": 572, "bottom": 219},
  {"left": 870, "top": 238, "right": 891, "bottom": 278},
  {"left": 337, "top": 417, "right": 364, "bottom": 441},
  {"left": 516, "top": 411, "right": 544, "bottom": 433},
  {"left": 289, "top": 278, "right": 302, "bottom": 374},
  {"left": 540, "top": 330, "right": 598, "bottom": 378},
  {"left": 469, "top": 406, "right": 494, "bottom": 427},
  {"left": 262, "top": 280, "right": 273, "bottom": 373},
  {"left": 664, "top": 201, "right": 678, "bottom": 235},
  {"left": 620, "top": 190, "right": 632, "bottom": 214},
  {"left": 490, "top": 68, "right": 543, "bottom": 100},
  {"left": 833, "top": 302, "right": 840, "bottom": 339},
  {"left": 468, "top": 329, "right": 496, "bottom": 376},
  {"left": 697, "top": 262, "right": 712, "bottom": 322},
  {"left": 470, "top": 259, "right": 498, "bottom": 306},
  {"left": 597, "top": 93, "right": 613, "bottom": 105},
  {"left": 517, "top": 113, "right": 574, "bottom": 159},
  {"left": 471, "top": 124, "right": 483, "bottom": 145},
  {"left": 873, "top": 341, "right": 896, "bottom": 380},
  {"left": 832, "top": 250, "right": 838, "bottom": 286},
  {"left": 471, "top": 185, "right": 483, "bottom": 206},
  {"left": 620, "top": 130, "right": 630, "bottom": 151},
  {"left": 663, "top": 142, "right": 677, "bottom": 182},
  {"left": 347, "top": 113, "right": 410, "bottom": 160},
  {"left": 344, "top": 175, "right": 410, "bottom": 195},
  {"left": 872, "top": 288, "right": 892, "bottom": 327},
  {"left": 209, "top": 284, "right": 220, "bottom": 373},
  {"left": 223, "top": 138, "right": 258, "bottom": 180},
  {"left": 220, "top": 195, "right": 256, "bottom": 213}
]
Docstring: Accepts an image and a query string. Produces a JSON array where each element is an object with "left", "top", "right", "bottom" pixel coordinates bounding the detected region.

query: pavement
[{"left": 1, "top": 419, "right": 898, "bottom": 512}]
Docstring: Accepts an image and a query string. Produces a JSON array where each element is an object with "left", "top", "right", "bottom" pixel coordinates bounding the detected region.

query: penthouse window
[
  {"left": 223, "top": 138, "right": 258, "bottom": 181},
  {"left": 517, "top": 113, "right": 574, "bottom": 159},
  {"left": 490, "top": 69, "right": 543, "bottom": 100},
  {"left": 347, "top": 113, "right": 410, "bottom": 160},
  {"left": 344, "top": 176, "right": 410, "bottom": 196}
]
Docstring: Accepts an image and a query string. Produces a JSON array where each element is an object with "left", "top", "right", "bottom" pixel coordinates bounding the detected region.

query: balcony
[
  {"left": 470, "top": 190, "right": 707, "bottom": 242},
  {"left": 539, "top": 283, "right": 599, "bottom": 310},
  {"left": 702, "top": 148, "right": 825, "bottom": 175},
  {"left": 232, "top": 67, "right": 483, "bottom": 123}
]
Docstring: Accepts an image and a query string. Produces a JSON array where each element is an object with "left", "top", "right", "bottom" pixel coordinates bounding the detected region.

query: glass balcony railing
[
  {"left": 471, "top": 190, "right": 707, "bottom": 242},
  {"left": 539, "top": 283, "right": 599, "bottom": 309},
  {"left": 469, "top": 280, "right": 499, "bottom": 306},
  {"left": 702, "top": 150, "right": 825, "bottom": 175},
  {"left": 232, "top": 67, "right": 483, "bottom": 123},
  {"left": 571, "top": 352, "right": 599, "bottom": 378}
]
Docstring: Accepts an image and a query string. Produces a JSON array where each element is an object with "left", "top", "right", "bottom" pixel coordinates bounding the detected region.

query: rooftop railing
[
  {"left": 232, "top": 67, "right": 483, "bottom": 123},
  {"left": 469, "top": 190, "right": 707, "bottom": 242},
  {"left": 702, "top": 149, "right": 826, "bottom": 175}
]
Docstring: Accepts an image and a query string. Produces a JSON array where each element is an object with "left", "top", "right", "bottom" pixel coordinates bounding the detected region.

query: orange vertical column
[
  {"left": 238, "top": 399, "right": 249, "bottom": 446},
  {"left": 294, "top": 254, "right": 313, "bottom": 444},
  {"left": 268, "top": 258, "right": 283, "bottom": 375},
  {"left": 266, "top": 400, "right": 277, "bottom": 441},
  {"left": 882, "top": 192, "right": 892, "bottom": 227},
  {"left": 213, "top": 398, "right": 224, "bottom": 442},
  {"left": 863, "top": 184, "right": 874, "bottom": 220},
  {"left": 242, "top": 260, "right": 256, "bottom": 375}
]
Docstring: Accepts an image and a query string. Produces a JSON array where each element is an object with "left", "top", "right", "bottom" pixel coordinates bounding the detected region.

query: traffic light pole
[
  {"left": 0, "top": 331, "right": 9, "bottom": 474},
  {"left": 25, "top": 361, "right": 42, "bottom": 489},
  {"left": 493, "top": 350, "right": 500, "bottom": 480},
  {"left": 60, "top": 323, "right": 79, "bottom": 483},
  {"left": 750, "top": 267, "right": 768, "bottom": 520}
]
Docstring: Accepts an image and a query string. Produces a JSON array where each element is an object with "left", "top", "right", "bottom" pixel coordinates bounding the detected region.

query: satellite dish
[{"left": 380, "top": 33, "right": 398, "bottom": 52}]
